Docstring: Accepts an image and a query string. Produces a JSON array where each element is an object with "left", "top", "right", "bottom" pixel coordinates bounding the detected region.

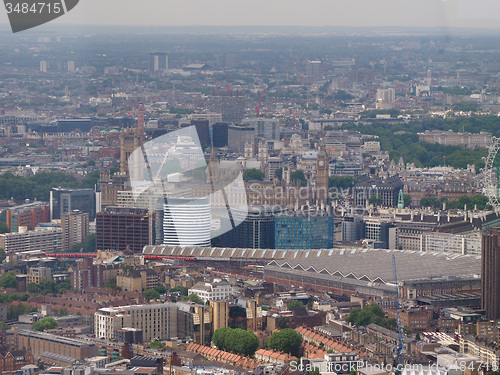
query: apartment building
[
  {"left": 95, "top": 303, "right": 177, "bottom": 342},
  {"left": 0, "top": 227, "right": 62, "bottom": 253},
  {"left": 188, "top": 281, "right": 234, "bottom": 303}
]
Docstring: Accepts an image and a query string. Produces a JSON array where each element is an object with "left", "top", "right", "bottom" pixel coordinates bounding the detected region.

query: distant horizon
[{"left": 2, "top": 0, "right": 500, "bottom": 33}]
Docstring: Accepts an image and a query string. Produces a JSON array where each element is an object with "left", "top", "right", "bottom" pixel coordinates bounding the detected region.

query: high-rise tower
[
  {"left": 120, "top": 103, "right": 145, "bottom": 174},
  {"left": 316, "top": 140, "right": 329, "bottom": 206},
  {"left": 482, "top": 229, "right": 500, "bottom": 320}
]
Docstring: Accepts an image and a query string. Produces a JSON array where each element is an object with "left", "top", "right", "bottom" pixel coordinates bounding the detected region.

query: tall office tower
[
  {"left": 427, "top": 69, "right": 432, "bottom": 87},
  {"left": 67, "top": 60, "right": 75, "bottom": 72},
  {"left": 212, "top": 122, "right": 229, "bottom": 147},
  {"left": 137, "top": 102, "right": 145, "bottom": 142},
  {"left": 150, "top": 52, "right": 169, "bottom": 71},
  {"left": 61, "top": 210, "right": 89, "bottom": 251},
  {"left": 188, "top": 119, "right": 210, "bottom": 147},
  {"left": 210, "top": 300, "right": 229, "bottom": 331},
  {"left": 163, "top": 198, "right": 211, "bottom": 246},
  {"left": 482, "top": 229, "right": 500, "bottom": 320},
  {"left": 275, "top": 212, "right": 334, "bottom": 249},
  {"left": 217, "top": 206, "right": 282, "bottom": 249},
  {"left": 316, "top": 141, "right": 329, "bottom": 207},
  {"left": 50, "top": 188, "right": 96, "bottom": 221},
  {"left": 242, "top": 118, "right": 280, "bottom": 141},
  {"left": 227, "top": 125, "right": 255, "bottom": 154},
  {"left": 210, "top": 91, "right": 246, "bottom": 124},
  {"left": 376, "top": 88, "right": 396, "bottom": 103},
  {"left": 6, "top": 202, "right": 50, "bottom": 232},
  {"left": 120, "top": 103, "right": 145, "bottom": 173},
  {"left": 96, "top": 207, "right": 152, "bottom": 252},
  {"left": 306, "top": 60, "right": 322, "bottom": 84},
  {"left": 40, "top": 60, "right": 48, "bottom": 72}
]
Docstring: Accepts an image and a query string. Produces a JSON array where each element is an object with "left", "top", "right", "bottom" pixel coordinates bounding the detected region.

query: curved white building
[{"left": 163, "top": 198, "right": 211, "bottom": 246}]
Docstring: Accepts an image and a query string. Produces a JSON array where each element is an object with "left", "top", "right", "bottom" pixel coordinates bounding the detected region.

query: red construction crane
[
  {"left": 255, "top": 90, "right": 263, "bottom": 117},
  {"left": 226, "top": 73, "right": 231, "bottom": 91}
]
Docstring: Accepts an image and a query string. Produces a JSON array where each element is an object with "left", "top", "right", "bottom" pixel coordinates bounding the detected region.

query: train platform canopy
[
  {"left": 265, "top": 249, "right": 480, "bottom": 284},
  {"left": 143, "top": 245, "right": 480, "bottom": 282}
]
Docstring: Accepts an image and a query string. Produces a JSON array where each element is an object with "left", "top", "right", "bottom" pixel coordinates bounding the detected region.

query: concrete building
[
  {"left": 95, "top": 302, "right": 178, "bottom": 342},
  {"left": 242, "top": 118, "right": 280, "bottom": 140},
  {"left": 210, "top": 91, "right": 246, "bottom": 124},
  {"left": 306, "top": 60, "right": 322, "bottom": 84},
  {"left": 353, "top": 176, "right": 404, "bottom": 207},
  {"left": 275, "top": 212, "right": 334, "bottom": 250},
  {"left": 96, "top": 207, "right": 151, "bottom": 252},
  {"left": 150, "top": 52, "right": 168, "bottom": 71},
  {"left": 210, "top": 300, "right": 229, "bottom": 331},
  {"left": 16, "top": 329, "right": 97, "bottom": 361},
  {"left": 61, "top": 210, "right": 89, "bottom": 252},
  {"left": 6, "top": 202, "right": 49, "bottom": 232},
  {"left": 116, "top": 268, "right": 159, "bottom": 292},
  {"left": 50, "top": 187, "right": 96, "bottom": 221},
  {"left": 0, "top": 226, "right": 62, "bottom": 254},
  {"left": 376, "top": 88, "right": 396, "bottom": 103},
  {"left": 27, "top": 266, "right": 51, "bottom": 284},
  {"left": 163, "top": 198, "right": 211, "bottom": 247},
  {"left": 188, "top": 281, "right": 234, "bottom": 303},
  {"left": 227, "top": 125, "right": 255, "bottom": 154},
  {"left": 418, "top": 130, "right": 491, "bottom": 149},
  {"left": 217, "top": 206, "right": 283, "bottom": 249},
  {"left": 482, "top": 229, "right": 500, "bottom": 320}
]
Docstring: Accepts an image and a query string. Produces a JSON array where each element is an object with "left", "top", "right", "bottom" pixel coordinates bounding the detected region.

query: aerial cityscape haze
[{"left": 0, "top": 1, "right": 500, "bottom": 374}]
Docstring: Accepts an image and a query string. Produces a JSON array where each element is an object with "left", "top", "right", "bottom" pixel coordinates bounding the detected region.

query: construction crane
[
  {"left": 392, "top": 254, "right": 404, "bottom": 374},
  {"left": 256, "top": 89, "right": 263, "bottom": 117}
]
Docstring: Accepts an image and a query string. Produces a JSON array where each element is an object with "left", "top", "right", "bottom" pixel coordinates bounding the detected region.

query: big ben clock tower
[{"left": 316, "top": 140, "right": 329, "bottom": 206}]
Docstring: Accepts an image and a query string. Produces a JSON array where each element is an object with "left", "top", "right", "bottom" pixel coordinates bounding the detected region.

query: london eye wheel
[{"left": 483, "top": 136, "right": 500, "bottom": 208}]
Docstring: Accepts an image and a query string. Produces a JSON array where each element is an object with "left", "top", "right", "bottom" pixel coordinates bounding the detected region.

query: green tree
[
  {"left": 306, "top": 367, "right": 321, "bottom": 375},
  {"left": 346, "top": 303, "right": 395, "bottom": 330},
  {"left": 154, "top": 284, "right": 167, "bottom": 294},
  {"left": 181, "top": 293, "right": 204, "bottom": 305},
  {"left": 243, "top": 168, "right": 265, "bottom": 181},
  {"left": 150, "top": 340, "right": 166, "bottom": 349},
  {"left": 290, "top": 170, "right": 307, "bottom": 187},
  {"left": 212, "top": 327, "right": 259, "bottom": 356},
  {"left": 123, "top": 265, "right": 134, "bottom": 273},
  {"left": 415, "top": 333, "right": 421, "bottom": 341},
  {"left": 0, "top": 271, "right": 17, "bottom": 289},
  {"left": 403, "top": 194, "right": 412, "bottom": 208},
  {"left": 32, "top": 317, "right": 58, "bottom": 331},
  {"left": 329, "top": 176, "right": 356, "bottom": 189},
  {"left": 170, "top": 286, "right": 188, "bottom": 296},
  {"left": 144, "top": 289, "right": 161, "bottom": 301},
  {"left": 0, "top": 248, "right": 6, "bottom": 262},
  {"left": 7, "top": 303, "right": 36, "bottom": 320},
  {"left": 287, "top": 300, "right": 305, "bottom": 309},
  {"left": 420, "top": 197, "right": 441, "bottom": 208},
  {"left": 0, "top": 321, "right": 11, "bottom": 330},
  {"left": 275, "top": 168, "right": 283, "bottom": 181},
  {"left": 0, "top": 222, "right": 10, "bottom": 234},
  {"left": 267, "top": 328, "right": 302, "bottom": 357}
]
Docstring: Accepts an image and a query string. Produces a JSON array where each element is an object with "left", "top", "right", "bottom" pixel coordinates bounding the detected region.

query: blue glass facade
[{"left": 275, "top": 214, "right": 334, "bottom": 249}]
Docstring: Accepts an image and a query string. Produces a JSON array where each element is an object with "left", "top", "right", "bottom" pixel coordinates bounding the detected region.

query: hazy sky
[{"left": 1, "top": 0, "right": 500, "bottom": 29}]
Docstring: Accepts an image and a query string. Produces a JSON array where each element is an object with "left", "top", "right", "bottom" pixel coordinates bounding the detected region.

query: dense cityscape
[{"left": 0, "top": 20, "right": 500, "bottom": 375}]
